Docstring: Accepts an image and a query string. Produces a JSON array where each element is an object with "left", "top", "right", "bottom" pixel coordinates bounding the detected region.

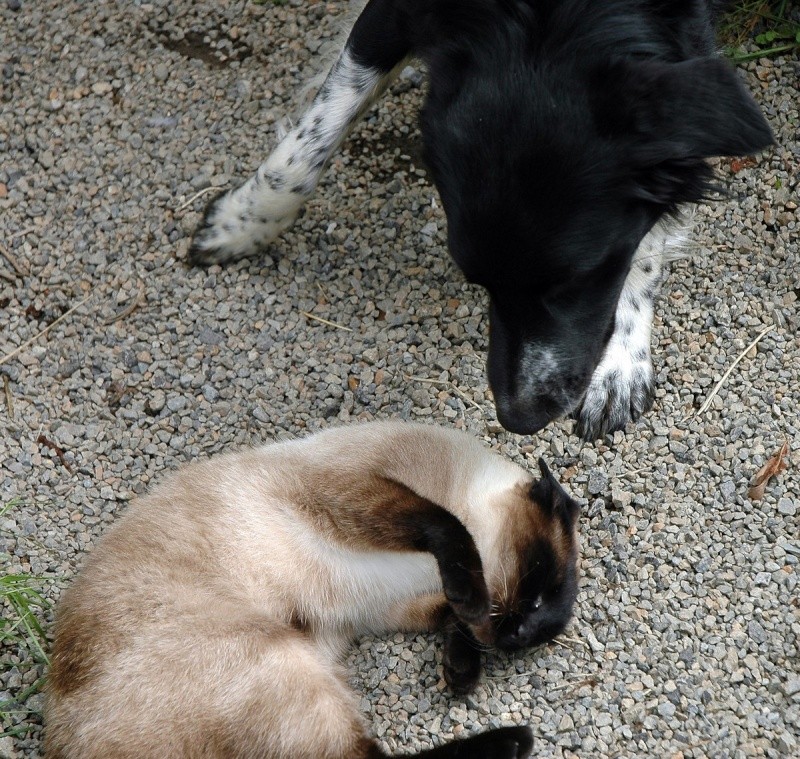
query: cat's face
[{"left": 479, "top": 459, "right": 580, "bottom": 652}]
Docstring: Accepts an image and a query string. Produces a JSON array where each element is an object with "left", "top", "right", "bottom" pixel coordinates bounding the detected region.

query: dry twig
[
  {"left": 694, "top": 325, "right": 774, "bottom": 416},
  {"left": 176, "top": 186, "right": 222, "bottom": 213},
  {"left": 299, "top": 311, "right": 353, "bottom": 332},
  {"left": 8, "top": 225, "right": 37, "bottom": 240},
  {"left": 403, "top": 374, "right": 483, "bottom": 412},
  {"left": 0, "top": 241, "right": 29, "bottom": 277},
  {"left": 0, "top": 294, "right": 93, "bottom": 367},
  {"left": 37, "top": 434, "right": 73, "bottom": 474},
  {"left": 103, "top": 281, "right": 146, "bottom": 325}
]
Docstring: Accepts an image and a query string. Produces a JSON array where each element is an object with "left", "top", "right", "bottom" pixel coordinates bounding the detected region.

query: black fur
[
  {"left": 405, "top": 504, "right": 491, "bottom": 625},
  {"left": 189, "top": 0, "right": 772, "bottom": 437},
  {"left": 352, "top": 0, "right": 773, "bottom": 434},
  {"left": 414, "top": 1, "right": 771, "bottom": 433},
  {"left": 441, "top": 614, "right": 484, "bottom": 694},
  {"left": 438, "top": 459, "right": 581, "bottom": 691},
  {"left": 413, "top": 726, "right": 533, "bottom": 758}
]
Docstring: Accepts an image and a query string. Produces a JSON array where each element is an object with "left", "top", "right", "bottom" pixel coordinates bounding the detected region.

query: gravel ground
[{"left": 0, "top": 1, "right": 798, "bottom": 757}]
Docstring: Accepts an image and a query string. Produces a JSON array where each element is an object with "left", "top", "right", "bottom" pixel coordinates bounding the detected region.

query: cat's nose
[{"left": 496, "top": 623, "right": 527, "bottom": 651}]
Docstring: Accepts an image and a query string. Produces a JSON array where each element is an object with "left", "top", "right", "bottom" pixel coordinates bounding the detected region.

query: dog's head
[{"left": 422, "top": 56, "right": 773, "bottom": 434}]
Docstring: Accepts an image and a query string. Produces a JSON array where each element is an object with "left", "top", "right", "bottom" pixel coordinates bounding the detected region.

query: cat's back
[
  {"left": 45, "top": 443, "right": 322, "bottom": 758},
  {"left": 50, "top": 441, "right": 303, "bottom": 626}
]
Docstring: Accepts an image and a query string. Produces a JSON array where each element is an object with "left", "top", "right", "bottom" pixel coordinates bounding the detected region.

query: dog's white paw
[
  {"left": 188, "top": 175, "right": 305, "bottom": 265},
  {"left": 575, "top": 340, "right": 655, "bottom": 440}
]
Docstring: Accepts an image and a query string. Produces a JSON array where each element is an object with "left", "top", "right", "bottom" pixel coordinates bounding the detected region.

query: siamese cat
[{"left": 46, "top": 422, "right": 581, "bottom": 759}]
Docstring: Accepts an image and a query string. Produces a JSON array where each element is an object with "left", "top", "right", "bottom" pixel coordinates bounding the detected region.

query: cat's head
[{"left": 477, "top": 458, "right": 580, "bottom": 652}]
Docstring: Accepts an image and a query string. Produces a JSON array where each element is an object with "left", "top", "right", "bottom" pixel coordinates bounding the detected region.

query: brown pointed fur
[{"left": 45, "top": 422, "right": 578, "bottom": 758}]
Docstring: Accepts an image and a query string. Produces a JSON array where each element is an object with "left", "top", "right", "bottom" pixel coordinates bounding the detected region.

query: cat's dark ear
[{"left": 531, "top": 458, "right": 579, "bottom": 525}]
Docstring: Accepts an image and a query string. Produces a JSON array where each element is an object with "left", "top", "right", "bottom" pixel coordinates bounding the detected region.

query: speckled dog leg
[
  {"left": 189, "top": 49, "right": 402, "bottom": 265},
  {"left": 576, "top": 214, "right": 693, "bottom": 440}
]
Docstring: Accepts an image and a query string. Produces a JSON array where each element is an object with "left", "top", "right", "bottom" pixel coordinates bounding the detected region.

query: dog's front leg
[
  {"left": 189, "top": 0, "right": 411, "bottom": 265},
  {"left": 575, "top": 216, "right": 692, "bottom": 440}
]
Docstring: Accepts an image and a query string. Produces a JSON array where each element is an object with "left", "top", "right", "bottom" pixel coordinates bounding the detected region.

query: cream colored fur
[{"left": 45, "top": 422, "right": 539, "bottom": 759}]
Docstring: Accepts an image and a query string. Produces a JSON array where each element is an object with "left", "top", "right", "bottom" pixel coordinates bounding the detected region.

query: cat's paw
[
  {"left": 443, "top": 631, "right": 482, "bottom": 695},
  {"left": 481, "top": 726, "right": 534, "bottom": 759},
  {"left": 442, "top": 578, "right": 491, "bottom": 627},
  {"left": 415, "top": 726, "right": 533, "bottom": 758}
]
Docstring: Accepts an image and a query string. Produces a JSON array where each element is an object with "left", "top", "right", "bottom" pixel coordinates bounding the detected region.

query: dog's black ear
[
  {"left": 594, "top": 56, "right": 773, "bottom": 205},
  {"left": 630, "top": 57, "right": 774, "bottom": 163},
  {"left": 530, "top": 458, "right": 579, "bottom": 525}
]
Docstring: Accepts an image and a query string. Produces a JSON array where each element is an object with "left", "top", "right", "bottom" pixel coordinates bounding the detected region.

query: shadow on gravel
[
  {"left": 345, "top": 131, "right": 428, "bottom": 182},
  {"left": 158, "top": 30, "right": 252, "bottom": 69}
]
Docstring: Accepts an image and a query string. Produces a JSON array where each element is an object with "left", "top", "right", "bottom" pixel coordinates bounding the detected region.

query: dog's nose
[{"left": 494, "top": 395, "right": 560, "bottom": 435}]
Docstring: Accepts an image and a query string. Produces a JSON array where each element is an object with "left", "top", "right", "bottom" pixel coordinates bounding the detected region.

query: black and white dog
[{"left": 189, "top": 0, "right": 772, "bottom": 439}]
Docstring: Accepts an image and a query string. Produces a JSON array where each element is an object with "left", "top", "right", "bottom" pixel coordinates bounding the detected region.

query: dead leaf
[
  {"left": 748, "top": 440, "right": 789, "bottom": 501},
  {"left": 37, "top": 433, "right": 74, "bottom": 474},
  {"left": 730, "top": 157, "right": 757, "bottom": 174}
]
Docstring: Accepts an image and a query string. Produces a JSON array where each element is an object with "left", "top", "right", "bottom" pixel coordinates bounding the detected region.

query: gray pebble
[
  {"left": 587, "top": 469, "right": 608, "bottom": 495},
  {"left": 147, "top": 391, "right": 166, "bottom": 414},
  {"left": 202, "top": 384, "right": 219, "bottom": 402}
]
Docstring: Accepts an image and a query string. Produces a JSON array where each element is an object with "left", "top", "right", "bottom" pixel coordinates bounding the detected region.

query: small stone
[
  {"left": 719, "top": 480, "right": 736, "bottom": 499},
  {"left": 611, "top": 485, "right": 633, "bottom": 509},
  {"left": 559, "top": 714, "right": 574, "bottom": 732},
  {"left": 146, "top": 391, "right": 166, "bottom": 414},
  {"left": 197, "top": 327, "right": 224, "bottom": 346},
  {"left": 7, "top": 0, "right": 21, "bottom": 10},
  {"left": 669, "top": 440, "right": 688, "bottom": 456},
  {"left": 154, "top": 64, "right": 169, "bottom": 82},
  {"left": 400, "top": 65, "right": 424, "bottom": 87},
  {"left": 167, "top": 395, "right": 187, "bottom": 412},
  {"left": 202, "top": 384, "right": 219, "bottom": 402},
  {"left": 657, "top": 702, "right": 676, "bottom": 719},
  {"left": 587, "top": 469, "right": 608, "bottom": 496},
  {"left": 784, "top": 678, "right": 800, "bottom": 697},
  {"left": 0, "top": 735, "right": 19, "bottom": 759},
  {"left": 411, "top": 388, "right": 429, "bottom": 407},
  {"left": 585, "top": 630, "right": 605, "bottom": 653},
  {"left": 777, "top": 498, "right": 796, "bottom": 516},
  {"left": 253, "top": 406, "right": 270, "bottom": 423},
  {"left": 39, "top": 150, "right": 55, "bottom": 169},
  {"left": 747, "top": 620, "right": 767, "bottom": 645},
  {"left": 777, "top": 732, "right": 796, "bottom": 754}
]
